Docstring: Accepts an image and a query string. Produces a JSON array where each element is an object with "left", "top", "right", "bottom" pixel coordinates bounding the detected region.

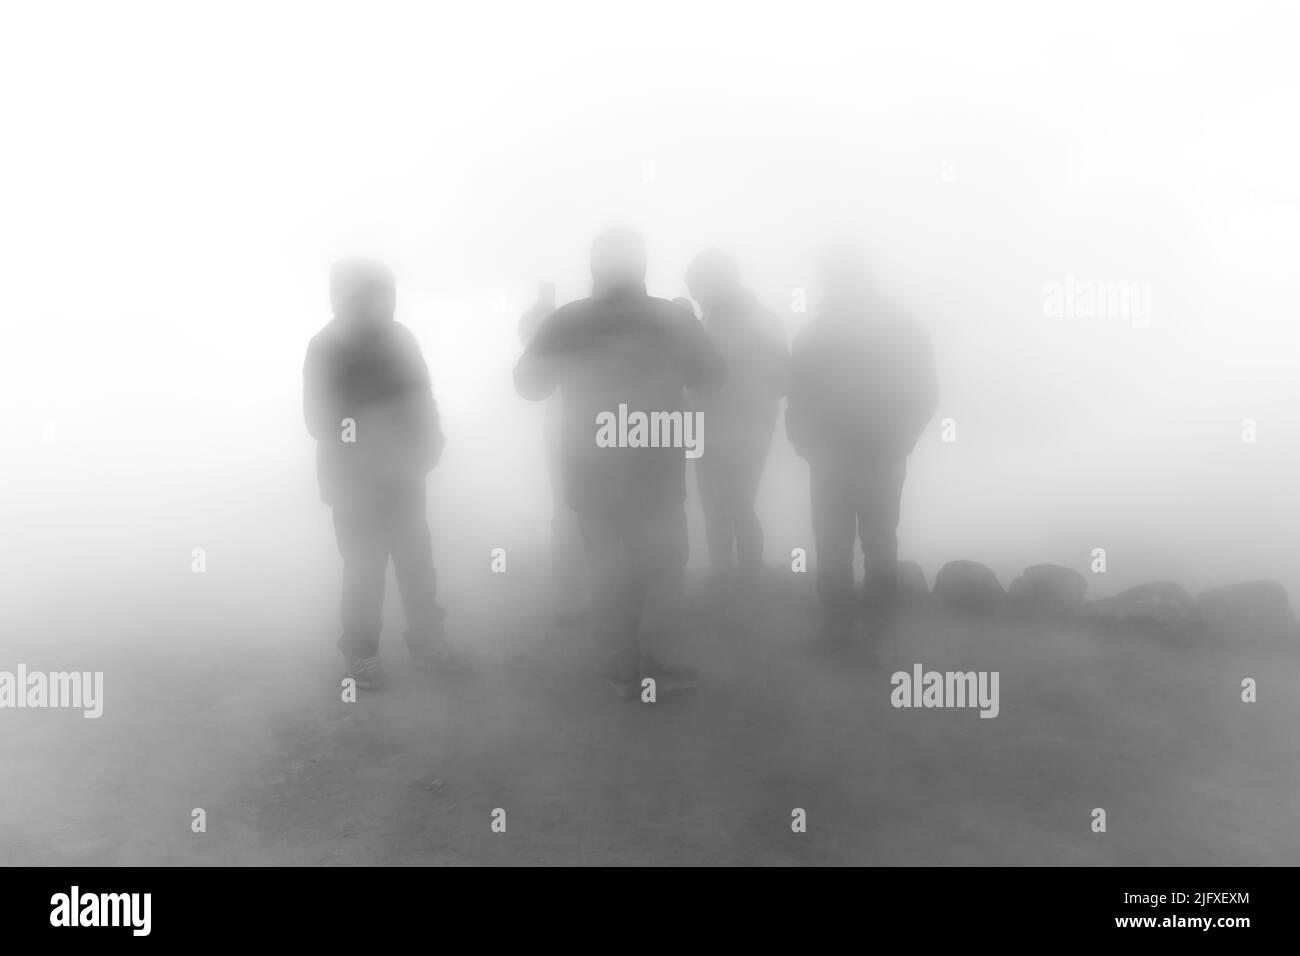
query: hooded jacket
[{"left": 303, "top": 260, "right": 443, "bottom": 505}]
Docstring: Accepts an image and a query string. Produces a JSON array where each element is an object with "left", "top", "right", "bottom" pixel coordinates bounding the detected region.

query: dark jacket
[
  {"left": 303, "top": 316, "right": 442, "bottom": 505},
  {"left": 514, "top": 281, "right": 724, "bottom": 518},
  {"left": 787, "top": 294, "right": 937, "bottom": 465},
  {"left": 692, "top": 289, "right": 788, "bottom": 448}
]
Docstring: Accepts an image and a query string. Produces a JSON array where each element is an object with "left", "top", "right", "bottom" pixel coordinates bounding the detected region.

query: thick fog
[
  {"left": 1, "top": 1, "right": 1298, "bottom": 867},
  {"left": 4, "top": 2, "right": 1297, "bottom": 622}
]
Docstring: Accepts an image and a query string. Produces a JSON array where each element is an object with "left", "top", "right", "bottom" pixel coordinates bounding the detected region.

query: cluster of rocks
[{"left": 896, "top": 559, "right": 1298, "bottom": 648}]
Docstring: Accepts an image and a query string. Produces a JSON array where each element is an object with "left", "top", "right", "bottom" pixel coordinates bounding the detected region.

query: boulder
[
  {"left": 1197, "top": 581, "right": 1297, "bottom": 644},
  {"left": 896, "top": 561, "right": 929, "bottom": 604},
  {"left": 1007, "top": 564, "right": 1087, "bottom": 614},
  {"left": 1083, "top": 581, "right": 1199, "bottom": 636},
  {"left": 933, "top": 560, "right": 1004, "bottom": 610}
]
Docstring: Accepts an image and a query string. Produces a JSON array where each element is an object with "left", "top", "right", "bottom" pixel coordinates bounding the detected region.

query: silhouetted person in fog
[
  {"left": 519, "top": 281, "right": 587, "bottom": 625},
  {"left": 303, "top": 258, "right": 461, "bottom": 690},
  {"left": 787, "top": 248, "right": 937, "bottom": 654},
  {"left": 685, "top": 249, "right": 789, "bottom": 595},
  {"left": 514, "top": 229, "right": 724, "bottom": 698}
]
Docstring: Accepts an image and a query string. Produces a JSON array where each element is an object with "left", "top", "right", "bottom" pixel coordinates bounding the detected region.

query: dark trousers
[
  {"left": 695, "top": 433, "right": 772, "bottom": 577},
  {"left": 332, "top": 481, "right": 445, "bottom": 661},
  {"left": 810, "top": 457, "right": 907, "bottom": 626},
  {"left": 576, "top": 504, "right": 689, "bottom": 681},
  {"left": 544, "top": 400, "right": 587, "bottom": 613}
]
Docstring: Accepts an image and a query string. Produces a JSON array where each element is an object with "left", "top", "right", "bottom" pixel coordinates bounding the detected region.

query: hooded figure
[
  {"left": 513, "top": 228, "right": 725, "bottom": 697},
  {"left": 684, "top": 248, "right": 789, "bottom": 591},
  {"left": 302, "top": 258, "right": 457, "bottom": 689},
  {"left": 786, "top": 246, "right": 937, "bottom": 653},
  {"left": 304, "top": 259, "right": 442, "bottom": 501},
  {"left": 519, "top": 280, "right": 588, "bottom": 625}
]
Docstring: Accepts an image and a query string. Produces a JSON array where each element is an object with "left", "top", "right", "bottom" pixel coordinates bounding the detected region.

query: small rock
[
  {"left": 933, "top": 560, "right": 1005, "bottom": 610},
  {"left": 1197, "top": 580, "right": 1297, "bottom": 645},
  {"left": 1083, "top": 581, "right": 1199, "bottom": 636},
  {"left": 1008, "top": 564, "right": 1087, "bottom": 614}
]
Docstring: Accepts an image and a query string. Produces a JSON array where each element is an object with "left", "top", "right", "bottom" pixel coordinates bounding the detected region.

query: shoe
[{"left": 346, "top": 655, "right": 390, "bottom": 691}]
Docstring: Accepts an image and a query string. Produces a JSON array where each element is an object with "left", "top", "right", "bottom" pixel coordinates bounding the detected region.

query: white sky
[{"left": 2, "top": 0, "right": 1298, "bottom": 607}]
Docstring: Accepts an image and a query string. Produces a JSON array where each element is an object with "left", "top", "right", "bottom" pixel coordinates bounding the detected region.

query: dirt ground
[{"left": 3, "top": 568, "right": 1298, "bottom": 866}]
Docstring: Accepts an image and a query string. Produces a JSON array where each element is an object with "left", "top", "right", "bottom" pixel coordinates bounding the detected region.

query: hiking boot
[{"left": 346, "top": 655, "right": 390, "bottom": 691}]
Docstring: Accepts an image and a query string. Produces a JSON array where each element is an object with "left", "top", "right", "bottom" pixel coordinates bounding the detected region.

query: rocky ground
[{"left": 3, "top": 565, "right": 1297, "bottom": 866}]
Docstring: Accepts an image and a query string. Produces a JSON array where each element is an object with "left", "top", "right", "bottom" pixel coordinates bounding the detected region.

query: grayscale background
[{"left": 1, "top": 0, "right": 1297, "bottom": 865}]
